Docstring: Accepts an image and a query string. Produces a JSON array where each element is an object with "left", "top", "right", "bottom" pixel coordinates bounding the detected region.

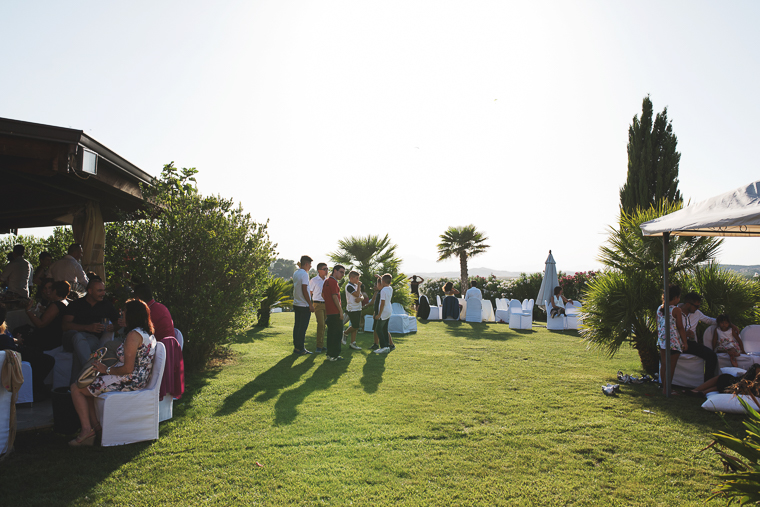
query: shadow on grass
[
  {"left": 214, "top": 354, "right": 316, "bottom": 417},
  {"left": 5, "top": 429, "right": 149, "bottom": 506},
  {"left": 231, "top": 325, "right": 282, "bottom": 344},
  {"left": 274, "top": 355, "right": 353, "bottom": 425},
  {"left": 439, "top": 320, "right": 523, "bottom": 340},
  {"left": 360, "top": 353, "right": 387, "bottom": 393}
]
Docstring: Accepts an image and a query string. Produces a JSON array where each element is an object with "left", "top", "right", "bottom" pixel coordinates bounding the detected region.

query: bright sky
[{"left": 3, "top": 1, "right": 759, "bottom": 274}]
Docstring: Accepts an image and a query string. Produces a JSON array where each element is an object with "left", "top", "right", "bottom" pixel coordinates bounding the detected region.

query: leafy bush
[
  {"left": 257, "top": 277, "right": 294, "bottom": 327},
  {"left": 708, "top": 398, "right": 760, "bottom": 505},
  {"left": 105, "top": 163, "right": 276, "bottom": 372}
]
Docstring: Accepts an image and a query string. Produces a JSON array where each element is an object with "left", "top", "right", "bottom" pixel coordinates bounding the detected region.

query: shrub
[{"left": 105, "top": 163, "right": 276, "bottom": 372}]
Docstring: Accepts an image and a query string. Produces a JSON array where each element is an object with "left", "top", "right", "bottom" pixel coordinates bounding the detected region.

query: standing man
[
  {"left": 1, "top": 244, "right": 33, "bottom": 298},
  {"left": 465, "top": 281, "right": 483, "bottom": 301},
  {"left": 309, "top": 262, "right": 328, "bottom": 353},
  {"left": 373, "top": 273, "right": 394, "bottom": 354},
  {"left": 322, "top": 264, "right": 346, "bottom": 361},
  {"left": 292, "top": 255, "right": 315, "bottom": 355},
  {"left": 50, "top": 243, "right": 89, "bottom": 293},
  {"left": 679, "top": 292, "right": 724, "bottom": 382},
  {"left": 409, "top": 275, "right": 424, "bottom": 310}
]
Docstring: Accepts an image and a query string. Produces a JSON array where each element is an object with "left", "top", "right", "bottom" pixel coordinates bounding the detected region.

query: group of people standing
[
  {"left": 291, "top": 256, "right": 395, "bottom": 361},
  {"left": 656, "top": 285, "right": 754, "bottom": 397}
]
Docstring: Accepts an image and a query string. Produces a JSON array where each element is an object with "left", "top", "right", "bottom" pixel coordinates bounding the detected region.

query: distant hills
[{"left": 721, "top": 265, "right": 760, "bottom": 278}]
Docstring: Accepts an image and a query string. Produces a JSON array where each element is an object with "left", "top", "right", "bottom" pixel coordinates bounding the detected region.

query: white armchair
[
  {"left": 545, "top": 300, "right": 566, "bottom": 331},
  {"left": 494, "top": 299, "right": 511, "bottom": 324},
  {"left": 707, "top": 324, "right": 756, "bottom": 369},
  {"left": 95, "top": 341, "right": 167, "bottom": 446},
  {"left": 509, "top": 300, "right": 532, "bottom": 330}
]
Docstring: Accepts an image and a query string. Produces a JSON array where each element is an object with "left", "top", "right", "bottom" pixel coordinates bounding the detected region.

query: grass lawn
[{"left": 2, "top": 313, "right": 746, "bottom": 506}]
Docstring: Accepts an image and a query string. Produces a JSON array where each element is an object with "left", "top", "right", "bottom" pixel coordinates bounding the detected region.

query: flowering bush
[{"left": 558, "top": 271, "right": 598, "bottom": 301}]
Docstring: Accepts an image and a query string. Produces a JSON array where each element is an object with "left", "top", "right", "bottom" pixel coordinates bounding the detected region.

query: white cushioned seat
[{"left": 389, "top": 303, "right": 417, "bottom": 334}]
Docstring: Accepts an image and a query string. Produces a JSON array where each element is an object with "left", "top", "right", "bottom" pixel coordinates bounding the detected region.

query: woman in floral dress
[
  {"left": 657, "top": 284, "right": 688, "bottom": 396},
  {"left": 69, "top": 299, "right": 157, "bottom": 446}
]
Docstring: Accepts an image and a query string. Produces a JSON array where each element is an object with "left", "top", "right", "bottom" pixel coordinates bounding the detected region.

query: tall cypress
[{"left": 619, "top": 96, "right": 682, "bottom": 213}]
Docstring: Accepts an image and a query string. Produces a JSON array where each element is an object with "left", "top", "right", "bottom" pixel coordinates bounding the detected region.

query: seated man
[
  {"left": 0, "top": 306, "right": 55, "bottom": 399},
  {"left": 62, "top": 279, "right": 120, "bottom": 381},
  {"left": 678, "top": 292, "right": 725, "bottom": 382},
  {"left": 465, "top": 281, "right": 483, "bottom": 301},
  {"left": 133, "top": 283, "right": 174, "bottom": 340}
]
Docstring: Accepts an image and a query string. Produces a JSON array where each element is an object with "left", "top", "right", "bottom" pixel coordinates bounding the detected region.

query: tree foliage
[
  {"left": 619, "top": 96, "right": 682, "bottom": 214},
  {"left": 105, "top": 163, "right": 276, "bottom": 372},
  {"left": 329, "top": 234, "right": 412, "bottom": 310},
  {"left": 269, "top": 258, "right": 296, "bottom": 279},
  {"left": 580, "top": 202, "right": 724, "bottom": 373},
  {"left": 436, "top": 225, "right": 490, "bottom": 297},
  {"left": 257, "top": 277, "right": 294, "bottom": 327},
  {"left": 0, "top": 227, "right": 74, "bottom": 272}
]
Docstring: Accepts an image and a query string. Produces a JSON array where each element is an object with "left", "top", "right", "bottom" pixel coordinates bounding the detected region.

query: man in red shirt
[
  {"left": 134, "top": 283, "right": 175, "bottom": 340},
  {"left": 321, "top": 265, "right": 345, "bottom": 361}
]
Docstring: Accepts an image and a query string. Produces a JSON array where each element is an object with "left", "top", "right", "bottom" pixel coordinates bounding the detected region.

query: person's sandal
[{"left": 69, "top": 428, "right": 96, "bottom": 447}]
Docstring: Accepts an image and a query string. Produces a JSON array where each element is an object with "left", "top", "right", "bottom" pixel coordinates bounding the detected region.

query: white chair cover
[
  {"left": 363, "top": 315, "right": 375, "bottom": 332},
  {"left": 389, "top": 303, "right": 417, "bottom": 334},
  {"left": 0, "top": 351, "right": 13, "bottom": 454},
  {"left": 95, "top": 341, "right": 167, "bottom": 447},
  {"left": 740, "top": 325, "right": 760, "bottom": 354},
  {"left": 481, "top": 300, "right": 495, "bottom": 322},
  {"left": 17, "top": 362, "right": 33, "bottom": 404},
  {"left": 706, "top": 324, "right": 756, "bottom": 369},
  {"left": 663, "top": 354, "right": 707, "bottom": 388},
  {"left": 509, "top": 300, "right": 532, "bottom": 330},
  {"left": 545, "top": 300, "right": 566, "bottom": 331},
  {"left": 174, "top": 328, "right": 184, "bottom": 350},
  {"left": 465, "top": 299, "right": 483, "bottom": 322}
]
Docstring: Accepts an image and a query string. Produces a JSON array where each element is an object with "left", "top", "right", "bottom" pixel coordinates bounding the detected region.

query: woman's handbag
[{"left": 76, "top": 340, "right": 122, "bottom": 389}]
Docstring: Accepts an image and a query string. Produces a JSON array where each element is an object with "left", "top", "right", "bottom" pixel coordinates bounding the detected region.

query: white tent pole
[{"left": 663, "top": 232, "right": 671, "bottom": 398}]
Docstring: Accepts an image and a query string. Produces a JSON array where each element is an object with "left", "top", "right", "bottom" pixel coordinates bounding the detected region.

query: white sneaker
[
  {"left": 349, "top": 342, "right": 361, "bottom": 350},
  {"left": 373, "top": 347, "right": 390, "bottom": 354},
  {"left": 341, "top": 335, "right": 347, "bottom": 345}
]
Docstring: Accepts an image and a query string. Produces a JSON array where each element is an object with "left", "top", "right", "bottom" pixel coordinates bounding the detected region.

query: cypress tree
[{"left": 619, "top": 96, "right": 682, "bottom": 213}]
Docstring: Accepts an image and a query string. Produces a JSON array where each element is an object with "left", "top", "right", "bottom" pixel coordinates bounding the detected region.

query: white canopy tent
[
  {"left": 536, "top": 250, "right": 559, "bottom": 311},
  {"left": 640, "top": 179, "right": 760, "bottom": 397}
]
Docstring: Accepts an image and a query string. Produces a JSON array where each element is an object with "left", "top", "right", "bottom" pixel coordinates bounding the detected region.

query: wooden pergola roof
[{"left": 0, "top": 117, "right": 154, "bottom": 233}]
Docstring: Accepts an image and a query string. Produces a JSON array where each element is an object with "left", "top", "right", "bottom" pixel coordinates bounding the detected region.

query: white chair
[
  {"left": 509, "top": 300, "right": 532, "bottom": 330},
  {"left": 420, "top": 295, "right": 440, "bottom": 320},
  {"left": 95, "top": 341, "right": 167, "bottom": 447},
  {"left": 740, "top": 325, "right": 760, "bottom": 357},
  {"left": 481, "top": 300, "right": 495, "bottom": 322},
  {"left": 565, "top": 301, "right": 582, "bottom": 330},
  {"left": 16, "top": 362, "right": 33, "bottom": 404},
  {"left": 494, "top": 299, "right": 511, "bottom": 324},
  {"left": 707, "top": 324, "right": 756, "bottom": 369},
  {"left": 465, "top": 299, "right": 483, "bottom": 322},
  {"left": 174, "top": 328, "right": 184, "bottom": 350},
  {"left": 545, "top": 300, "right": 566, "bottom": 331},
  {"left": 43, "top": 346, "right": 73, "bottom": 390},
  {"left": 0, "top": 351, "right": 14, "bottom": 455},
  {"left": 364, "top": 314, "right": 375, "bottom": 332},
  {"left": 389, "top": 303, "right": 417, "bottom": 334},
  {"left": 664, "top": 355, "right": 706, "bottom": 389}
]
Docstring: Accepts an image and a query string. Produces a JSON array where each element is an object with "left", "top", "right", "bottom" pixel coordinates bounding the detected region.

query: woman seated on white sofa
[{"left": 69, "top": 299, "right": 157, "bottom": 446}]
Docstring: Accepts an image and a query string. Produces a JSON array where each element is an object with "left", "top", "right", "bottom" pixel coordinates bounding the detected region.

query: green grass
[{"left": 2, "top": 314, "right": 746, "bottom": 506}]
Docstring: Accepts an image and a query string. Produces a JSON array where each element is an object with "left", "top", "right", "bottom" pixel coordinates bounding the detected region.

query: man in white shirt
[
  {"left": 50, "top": 243, "right": 89, "bottom": 292},
  {"left": 1, "top": 244, "right": 33, "bottom": 298},
  {"left": 292, "top": 255, "right": 315, "bottom": 355},
  {"left": 309, "top": 262, "right": 328, "bottom": 353},
  {"left": 678, "top": 292, "right": 721, "bottom": 382},
  {"left": 465, "top": 281, "right": 483, "bottom": 301},
  {"left": 372, "top": 273, "right": 394, "bottom": 354}
]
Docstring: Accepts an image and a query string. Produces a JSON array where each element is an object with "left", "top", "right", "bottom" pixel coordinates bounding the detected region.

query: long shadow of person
[
  {"left": 215, "top": 354, "right": 315, "bottom": 417},
  {"left": 274, "top": 356, "right": 353, "bottom": 426},
  {"left": 360, "top": 353, "right": 387, "bottom": 394}
]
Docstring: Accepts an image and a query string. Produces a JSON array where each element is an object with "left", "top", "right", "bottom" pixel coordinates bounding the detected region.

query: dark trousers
[
  {"left": 376, "top": 318, "right": 390, "bottom": 348},
  {"left": 687, "top": 340, "right": 719, "bottom": 381},
  {"left": 292, "top": 306, "right": 311, "bottom": 351},
  {"left": 326, "top": 314, "right": 343, "bottom": 358}
]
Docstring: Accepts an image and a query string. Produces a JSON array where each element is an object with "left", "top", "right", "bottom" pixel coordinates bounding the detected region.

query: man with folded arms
[
  {"left": 1, "top": 244, "right": 33, "bottom": 298},
  {"left": 62, "top": 279, "right": 120, "bottom": 380}
]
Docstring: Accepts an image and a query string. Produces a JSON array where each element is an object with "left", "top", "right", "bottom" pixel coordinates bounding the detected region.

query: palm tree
[
  {"left": 329, "top": 234, "right": 412, "bottom": 309},
  {"left": 257, "top": 277, "right": 294, "bottom": 327},
  {"left": 436, "top": 225, "right": 490, "bottom": 294},
  {"left": 581, "top": 201, "right": 722, "bottom": 373}
]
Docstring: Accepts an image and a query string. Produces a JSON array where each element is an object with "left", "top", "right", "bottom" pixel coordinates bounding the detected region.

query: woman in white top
[{"left": 550, "top": 286, "right": 572, "bottom": 318}]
